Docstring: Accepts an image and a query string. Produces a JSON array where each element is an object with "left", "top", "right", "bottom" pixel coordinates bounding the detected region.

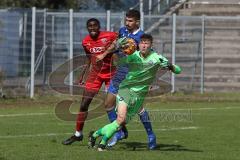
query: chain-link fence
[
  {"left": 0, "top": 8, "right": 239, "bottom": 97},
  {"left": 134, "top": 0, "right": 180, "bottom": 15}
]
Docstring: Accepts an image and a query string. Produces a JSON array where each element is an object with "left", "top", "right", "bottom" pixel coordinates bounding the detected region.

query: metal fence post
[
  {"left": 23, "top": 12, "right": 27, "bottom": 74},
  {"left": 139, "top": 0, "right": 144, "bottom": 30},
  {"left": 51, "top": 15, "right": 55, "bottom": 72},
  {"left": 121, "top": 11, "right": 125, "bottom": 27},
  {"left": 157, "top": 0, "right": 161, "bottom": 13},
  {"left": 149, "top": 0, "right": 152, "bottom": 15},
  {"left": 43, "top": 8, "right": 47, "bottom": 86},
  {"left": 140, "top": 11, "right": 144, "bottom": 30},
  {"left": 106, "top": 10, "right": 111, "bottom": 31},
  {"left": 201, "top": 15, "right": 205, "bottom": 94},
  {"left": 139, "top": 0, "right": 143, "bottom": 14},
  {"left": 30, "top": 7, "right": 36, "bottom": 98},
  {"left": 69, "top": 9, "right": 73, "bottom": 95},
  {"left": 171, "top": 13, "right": 176, "bottom": 93}
]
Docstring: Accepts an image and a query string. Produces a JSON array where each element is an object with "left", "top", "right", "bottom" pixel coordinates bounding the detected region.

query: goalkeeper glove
[
  {"left": 159, "top": 57, "right": 169, "bottom": 68},
  {"left": 167, "top": 63, "right": 182, "bottom": 74},
  {"left": 116, "top": 37, "right": 128, "bottom": 49},
  {"left": 159, "top": 58, "right": 181, "bottom": 74}
]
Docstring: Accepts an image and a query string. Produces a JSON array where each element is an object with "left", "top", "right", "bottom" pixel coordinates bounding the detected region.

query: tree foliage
[
  {"left": 0, "top": 0, "right": 138, "bottom": 10},
  {"left": 0, "top": 0, "right": 78, "bottom": 9}
]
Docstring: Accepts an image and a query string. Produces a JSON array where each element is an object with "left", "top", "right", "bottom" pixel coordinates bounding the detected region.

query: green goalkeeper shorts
[{"left": 116, "top": 88, "right": 145, "bottom": 123}]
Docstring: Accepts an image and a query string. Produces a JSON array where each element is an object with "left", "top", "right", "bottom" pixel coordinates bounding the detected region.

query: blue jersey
[
  {"left": 118, "top": 26, "right": 144, "bottom": 45},
  {"left": 108, "top": 26, "right": 144, "bottom": 94},
  {"left": 116, "top": 27, "right": 144, "bottom": 58}
]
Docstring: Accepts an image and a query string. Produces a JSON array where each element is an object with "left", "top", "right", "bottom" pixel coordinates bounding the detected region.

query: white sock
[
  {"left": 74, "top": 131, "right": 82, "bottom": 137},
  {"left": 138, "top": 107, "right": 145, "bottom": 115}
]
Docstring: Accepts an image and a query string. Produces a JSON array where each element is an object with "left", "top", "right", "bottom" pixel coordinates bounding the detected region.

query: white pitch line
[
  {"left": 0, "top": 106, "right": 239, "bottom": 118},
  {"left": 0, "top": 127, "right": 198, "bottom": 139},
  {"left": 129, "top": 126, "right": 198, "bottom": 132},
  {"left": 0, "top": 113, "right": 51, "bottom": 117},
  {"left": 0, "top": 133, "right": 72, "bottom": 139},
  {"left": 148, "top": 106, "right": 240, "bottom": 112}
]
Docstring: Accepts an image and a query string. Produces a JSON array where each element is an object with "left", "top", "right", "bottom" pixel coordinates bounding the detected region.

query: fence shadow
[{"left": 117, "top": 141, "right": 203, "bottom": 152}]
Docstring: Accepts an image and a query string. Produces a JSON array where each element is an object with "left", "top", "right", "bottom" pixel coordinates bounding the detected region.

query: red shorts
[{"left": 84, "top": 71, "right": 115, "bottom": 93}]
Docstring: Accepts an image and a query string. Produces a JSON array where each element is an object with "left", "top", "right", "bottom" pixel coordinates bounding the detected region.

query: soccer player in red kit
[{"left": 62, "top": 18, "right": 117, "bottom": 145}]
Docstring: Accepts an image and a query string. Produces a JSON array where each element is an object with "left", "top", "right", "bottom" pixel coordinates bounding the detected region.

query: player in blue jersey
[{"left": 96, "top": 9, "right": 157, "bottom": 150}]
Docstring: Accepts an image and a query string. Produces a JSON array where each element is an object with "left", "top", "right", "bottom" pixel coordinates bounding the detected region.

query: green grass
[{"left": 0, "top": 93, "right": 239, "bottom": 160}]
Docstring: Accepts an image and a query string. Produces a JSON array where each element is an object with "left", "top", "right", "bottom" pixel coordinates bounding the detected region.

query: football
[{"left": 120, "top": 38, "right": 137, "bottom": 55}]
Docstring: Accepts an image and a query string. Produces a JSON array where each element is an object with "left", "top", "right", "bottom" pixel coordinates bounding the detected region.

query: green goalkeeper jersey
[{"left": 119, "top": 50, "right": 168, "bottom": 96}]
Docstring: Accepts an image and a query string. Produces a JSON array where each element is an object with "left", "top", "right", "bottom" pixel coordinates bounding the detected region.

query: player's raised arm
[
  {"left": 96, "top": 39, "right": 118, "bottom": 62},
  {"left": 167, "top": 63, "right": 182, "bottom": 74},
  {"left": 96, "top": 36, "right": 131, "bottom": 62},
  {"left": 159, "top": 56, "right": 182, "bottom": 74}
]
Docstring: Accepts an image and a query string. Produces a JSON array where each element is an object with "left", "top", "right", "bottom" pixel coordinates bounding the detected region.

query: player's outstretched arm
[
  {"left": 96, "top": 40, "right": 118, "bottom": 62},
  {"left": 167, "top": 63, "right": 182, "bottom": 74},
  {"left": 96, "top": 37, "right": 129, "bottom": 62},
  {"left": 99, "top": 40, "right": 117, "bottom": 60},
  {"left": 159, "top": 57, "right": 182, "bottom": 74}
]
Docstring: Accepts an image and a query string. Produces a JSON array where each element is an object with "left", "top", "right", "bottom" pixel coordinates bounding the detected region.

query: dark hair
[
  {"left": 140, "top": 34, "right": 153, "bottom": 43},
  {"left": 86, "top": 18, "right": 100, "bottom": 27},
  {"left": 126, "top": 9, "right": 140, "bottom": 20}
]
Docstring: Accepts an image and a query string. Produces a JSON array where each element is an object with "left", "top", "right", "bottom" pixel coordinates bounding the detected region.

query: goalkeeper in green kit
[{"left": 88, "top": 34, "right": 182, "bottom": 151}]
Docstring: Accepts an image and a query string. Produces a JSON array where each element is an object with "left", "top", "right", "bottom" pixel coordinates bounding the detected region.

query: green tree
[
  {"left": 0, "top": 0, "right": 137, "bottom": 10},
  {"left": 95, "top": 0, "right": 124, "bottom": 10},
  {"left": 0, "top": 0, "right": 79, "bottom": 9}
]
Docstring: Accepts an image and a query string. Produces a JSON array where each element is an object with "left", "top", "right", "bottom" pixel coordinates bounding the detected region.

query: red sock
[{"left": 76, "top": 112, "right": 87, "bottom": 131}]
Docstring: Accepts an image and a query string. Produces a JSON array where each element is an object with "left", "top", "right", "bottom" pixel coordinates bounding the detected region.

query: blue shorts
[
  {"left": 108, "top": 64, "right": 129, "bottom": 94},
  {"left": 108, "top": 50, "right": 129, "bottom": 94}
]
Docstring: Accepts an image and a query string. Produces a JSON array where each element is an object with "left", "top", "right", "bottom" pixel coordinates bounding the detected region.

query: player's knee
[
  {"left": 104, "top": 101, "right": 114, "bottom": 110},
  {"left": 138, "top": 107, "right": 145, "bottom": 115},
  {"left": 79, "top": 93, "right": 95, "bottom": 112},
  {"left": 80, "top": 101, "right": 90, "bottom": 112},
  {"left": 80, "top": 105, "right": 88, "bottom": 112},
  {"left": 116, "top": 113, "right": 126, "bottom": 125},
  {"left": 104, "top": 96, "right": 115, "bottom": 110}
]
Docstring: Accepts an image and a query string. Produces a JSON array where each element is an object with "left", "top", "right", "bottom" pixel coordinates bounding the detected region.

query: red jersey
[{"left": 82, "top": 31, "right": 117, "bottom": 77}]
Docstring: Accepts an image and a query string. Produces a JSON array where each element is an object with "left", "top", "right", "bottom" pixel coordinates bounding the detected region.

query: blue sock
[
  {"left": 107, "top": 108, "right": 117, "bottom": 122},
  {"left": 139, "top": 109, "right": 154, "bottom": 135}
]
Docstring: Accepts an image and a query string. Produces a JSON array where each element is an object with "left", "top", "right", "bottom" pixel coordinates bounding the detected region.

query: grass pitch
[{"left": 0, "top": 93, "right": 239, "bottom": 160}]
